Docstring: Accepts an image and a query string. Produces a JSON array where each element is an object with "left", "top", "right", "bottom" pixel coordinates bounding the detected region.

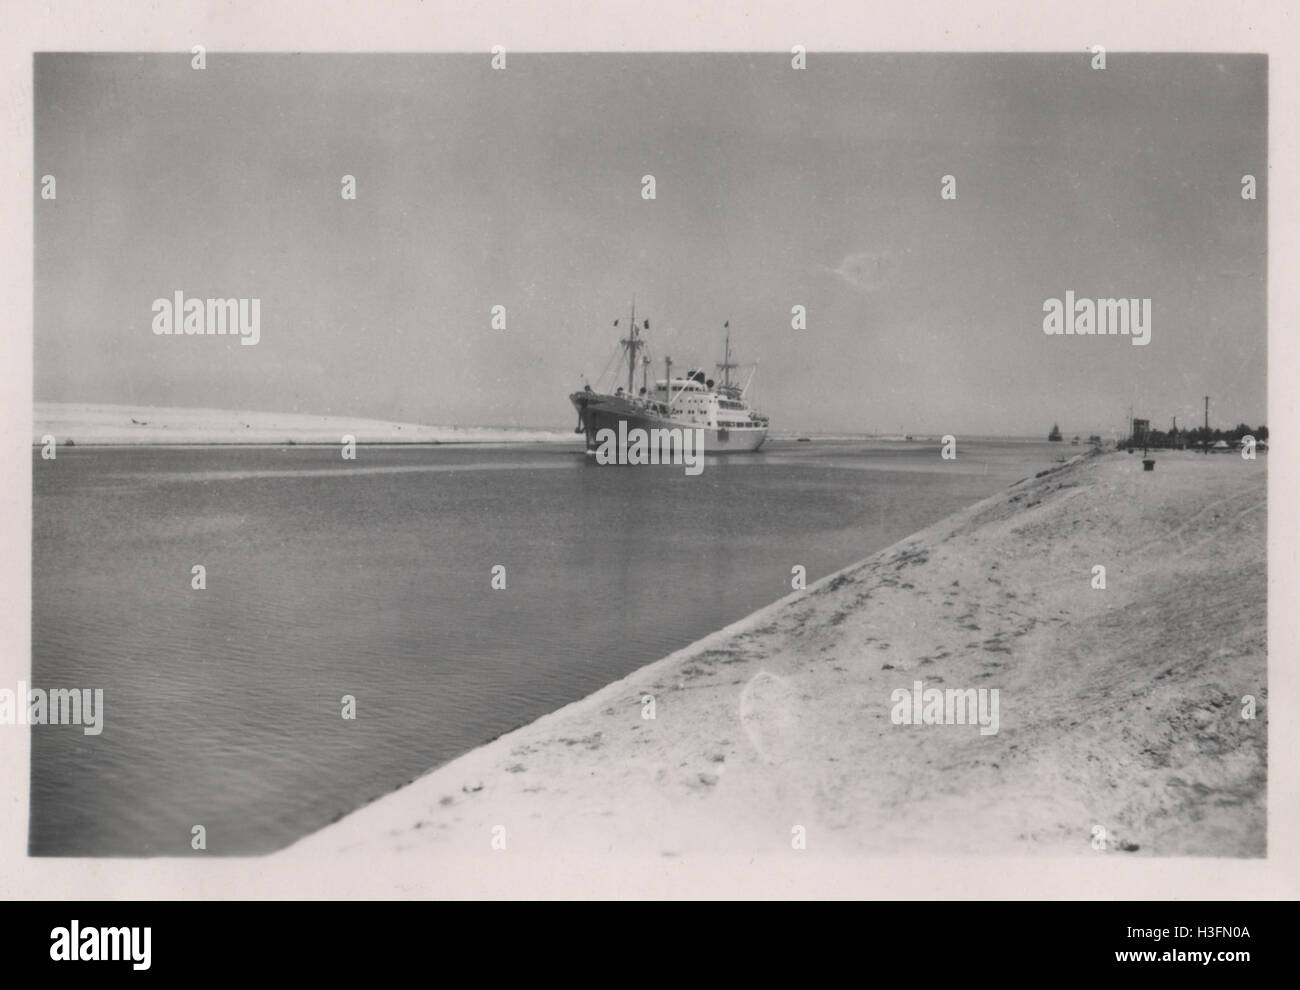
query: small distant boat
[
  {"left": 796, "top": 436, "right": 811, "bottom": 443},
  {"left": 1071, "top": 436, "right": 1080, "bottom": 445}
]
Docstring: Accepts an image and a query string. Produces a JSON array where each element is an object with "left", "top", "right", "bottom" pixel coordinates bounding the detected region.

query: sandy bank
[
  {"left": 33, "top": 402, "right": 577, "bottom": 445},
  {"left": 284, "top": 449, "right": 1266, "bottom": 865}
]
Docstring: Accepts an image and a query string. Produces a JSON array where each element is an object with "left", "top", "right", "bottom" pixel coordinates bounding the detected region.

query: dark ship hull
[{"left": 570, "top": 391, "right": 768, "bottom": 453}]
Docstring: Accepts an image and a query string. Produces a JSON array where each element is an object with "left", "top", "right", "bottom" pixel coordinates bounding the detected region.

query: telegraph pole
[{"left": 1204, "top": 395, "right": 1210, "bottom": 454}]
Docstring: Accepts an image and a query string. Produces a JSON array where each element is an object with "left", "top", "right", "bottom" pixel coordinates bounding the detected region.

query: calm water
[{"left": 31, "top": 438, "right": 1061, "bottom": 855}]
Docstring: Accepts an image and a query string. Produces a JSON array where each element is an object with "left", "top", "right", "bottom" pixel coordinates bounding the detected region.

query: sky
[{"left": 35, "top": 53, "right": 1266, "bottom": 435}]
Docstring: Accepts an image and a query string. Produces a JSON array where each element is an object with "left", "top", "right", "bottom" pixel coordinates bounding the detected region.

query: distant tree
[{"left": 1256, "top": 425, "right": 1269, "bottom": 441}]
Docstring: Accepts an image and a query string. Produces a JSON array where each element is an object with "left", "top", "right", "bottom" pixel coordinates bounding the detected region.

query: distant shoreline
[
  {"left": 32, "top": 440, "right": 582, "bottom": 448},
  {"left": 33, "top": 402, "right": 577, "bottom": 446},
  {"left": 33, "top": 404, "right": 1080, "bottom": 447}
]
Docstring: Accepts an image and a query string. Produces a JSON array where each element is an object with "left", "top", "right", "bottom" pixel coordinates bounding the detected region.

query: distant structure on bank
[
  {"left": 1048, "top": 423, "right": 1063, "bottom": 442},
  {"left": 1123, "top": 414, "right": 1268, "bottom": 451}
]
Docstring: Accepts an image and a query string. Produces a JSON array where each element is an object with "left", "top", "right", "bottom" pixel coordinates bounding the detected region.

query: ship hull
[{"left": 570, "top": 392, "right": 767, "bottom": 453}]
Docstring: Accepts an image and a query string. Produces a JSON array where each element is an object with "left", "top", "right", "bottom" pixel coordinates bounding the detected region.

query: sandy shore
[
  {"left": 33, "top": 402, "right": 576, "bottom": 445},
  {"left": 284, "top": 448, "right": 1266, "bottom": 867}
]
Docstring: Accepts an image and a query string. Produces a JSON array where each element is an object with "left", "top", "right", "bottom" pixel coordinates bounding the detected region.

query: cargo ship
[{"left": 570, "top": 305, "right": 769, "bottom": 454}]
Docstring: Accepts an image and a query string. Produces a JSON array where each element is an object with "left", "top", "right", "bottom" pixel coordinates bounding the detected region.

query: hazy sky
[{"left": 35, "top": 53, "right": 1266, "bottom": 435}]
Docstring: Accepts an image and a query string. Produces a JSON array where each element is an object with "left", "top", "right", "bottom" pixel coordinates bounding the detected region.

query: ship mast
[
  {"left": 621, "top": 300, "right": 647, "bottom": 395},
  {"left": 716, "top": 321, "right": 738, "bottom": 390}
]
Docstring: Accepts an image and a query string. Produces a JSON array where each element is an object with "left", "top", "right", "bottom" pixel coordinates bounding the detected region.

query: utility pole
[{"left": 1204, "top": 395, "right": 1210, "bottom": 454}]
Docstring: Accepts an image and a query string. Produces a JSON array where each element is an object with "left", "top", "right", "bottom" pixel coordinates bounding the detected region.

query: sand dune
[
  {"left": 33, "top": 402, "right": 577, "bottom": 445},
  {"left": 284, "top": 449, "right": 1266, "bottom": 865}
]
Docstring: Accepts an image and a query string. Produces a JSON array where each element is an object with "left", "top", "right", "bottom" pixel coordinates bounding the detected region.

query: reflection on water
[{"left": 31, "top": 438, "right": 1058, "bottom": 855}]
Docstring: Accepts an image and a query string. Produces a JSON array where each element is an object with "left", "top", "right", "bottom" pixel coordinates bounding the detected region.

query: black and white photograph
[{"left": 1, "top": 0, "right": 1296, "bottom": 934}]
